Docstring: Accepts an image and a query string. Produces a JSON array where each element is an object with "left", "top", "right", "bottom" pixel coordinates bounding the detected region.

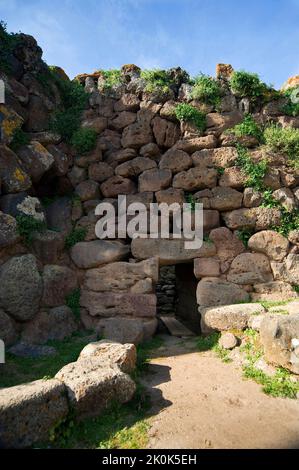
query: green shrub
[
  {"left": 97, "top": 69, "right": 122, "bottom": 90},
  {"left": 281, "top": 87, "right": 299, "bottom": 117},
  {"left": 175, "top": 103, "right": 206, "bottom": 132},
  {"left": 65, "top": 227, "right": 87, "bottom": 249},
  {"left": 0, "top": 21, "right": 19, "bottom": 74},
  {"left": 66, "top": 288, "right": 81, "bottom": 320},
  {"left": 228, "top": 114, "right": 263, "bottom": 142},
  {"left": 71, "top": 128, "right": 97, "bottom": 154},
  {"left": 16, "top": 215, "right": 47, "bottom": 245},
  {"left": 264, "top": 124, "right": 299, "bottom": 169},
  {"left": 10, "top": 127, "right": 30, "bottom": 151},
  {"left": 50, "top": 74, "right": 89, "bottom": 142},
  {"left": 230, "top": 70, "right": 266, "bottom": 99},
  {"left": 261, "top": 188, "right": 299, "bottom": 236},
  {"left": 235, "top": 145, "right": 268, "bottom": 190},
  {"left": 140, "top": 69, "right": 174, "bottom": 93},
  {"left": 191, "top": 74, "right": 222, "bottom": 108}
]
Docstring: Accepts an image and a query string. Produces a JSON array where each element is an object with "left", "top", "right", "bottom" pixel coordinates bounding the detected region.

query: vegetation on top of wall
[
  {"left": 0, "top": 21, "right": 20, "bottom": 74},
  {"left": 175, "top": 103, "right": 206, "bottom": 132},
  {"left": 9, "top": 127, "right": 30, "bottom": 151},
  {"left": 140, "top": 69, "right": 175, "bottom": 93},
  {"left": 235, "top": 145, "right": 268, "bottom": 190},
  {"left": 70, "top": 128, "right": 97, "bottom": 154},
  {"left": 16, "top": 215, "right": 47, "bottom": 246},
  {"left": 191, "top": 74, "right": 222, "bottom": 108},
  {"left": 281, "top": 87, "right": 299, "bottom": 117},
  {"left": 228, "top": 114, "right": 264, "bottom": 142},
  {"left": 263, "top": 124, "right": 299, "bottom": 169},
  {"left": 97, "top": 69, "right": 122, "bottom": 90},
  {"left": 229, "top": 70, "right": 267, "bottom": 99}
]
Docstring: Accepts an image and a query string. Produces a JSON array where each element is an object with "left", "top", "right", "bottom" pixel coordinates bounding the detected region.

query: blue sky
[{"left": 1, "top": 0, "right": 299, "bottom": 87}]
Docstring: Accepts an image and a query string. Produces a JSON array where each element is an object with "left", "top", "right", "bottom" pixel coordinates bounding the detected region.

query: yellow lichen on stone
[
  {"left": 0, "top": 104, "right": 23, "bottom": 143},
  {"left": 14, "top": 167, "right": 27, "bottom": 183}
]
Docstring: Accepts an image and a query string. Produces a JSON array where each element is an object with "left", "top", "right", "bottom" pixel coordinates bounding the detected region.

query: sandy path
[{"left": 143, "top": 336, "right": 299, "bottom": 449}]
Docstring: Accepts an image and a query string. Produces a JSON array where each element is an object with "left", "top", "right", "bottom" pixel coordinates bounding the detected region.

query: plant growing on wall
[
  {"left": 140, "top": 69, "right": 175, "bottom": 93},
  {"left": 230, "top": 70, "right": 266, "bottom": 99},
  {"left": 235, "top": 145, "right": 268, "bottom": 190},
  {"left": 264, "top": 124, "right": 299, "bottom": 169},
  {"left": 175, "top": 103, "right": 206, "bottom": 132},
  {"left": 228, "top": 114, "right": 264, "bottom": 142},
  {"left": 191, "top": 74, "right": 222, "bottom": 108},
  {"left": 71, "top": 128, "right": 97, "bottom": 154},
  {"left": 0, "top": 21, "right": 20, "bottom": 74}
]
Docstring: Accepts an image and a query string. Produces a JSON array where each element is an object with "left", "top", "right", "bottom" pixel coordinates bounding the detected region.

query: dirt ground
[{"left": 142, "top": 335, "right": 299, "bottom": 449}]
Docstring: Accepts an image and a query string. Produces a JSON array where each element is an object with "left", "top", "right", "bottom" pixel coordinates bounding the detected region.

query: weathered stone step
[{"left": 159, "top": 315, "right": 195, "bottom": 337}]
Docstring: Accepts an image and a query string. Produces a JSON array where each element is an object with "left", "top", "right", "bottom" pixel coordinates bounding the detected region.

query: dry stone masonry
[{"left": 0, "top": 30, "right": 299, "bottom": 379}]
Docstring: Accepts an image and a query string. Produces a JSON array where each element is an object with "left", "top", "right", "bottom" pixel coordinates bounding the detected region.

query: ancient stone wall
[{"left": 0, "top": 32, "right": 299, "bottom": 349}]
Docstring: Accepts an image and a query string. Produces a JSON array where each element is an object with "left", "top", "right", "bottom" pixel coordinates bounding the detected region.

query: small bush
[
  {"left": 65, "top": 227, "right": 87, "bottom": 249},
  {"left": 71, "top": 128, "right": 97, "bottom": 154},
  {"left": 236, "top": 145, "right": 268, "bottom": 191},
  {"left": 140, "top": 69, "right": 174, "bottom": 93},
  {"left": 50, "top": 76, "right": 89, "bottom": 142},
  {"left": 175, "top": 103, "right": 206, "bottom": 132},
  {"left": 230, "top": 70, "right": 266, "bottom": 99},
  {"left": 16, "top": 215, "right": 47, "bottom": 245},
  {"left": 0, "top": 21, "right": 19, "bottom": 74},
  {"left": 10, "top": 127, "right": 30, "bottom": 151},
  {"left": 97, "top": 69, "right": 122, "bottom": 90},
  {"left": 228, "top": 114, "right": 264, "bottom": 142},
  {"left": 264, "top": 124, "right": 299, "bottom": 169},
  {"left": 281, "top": 87, "right": 299, "bottom": 117},
  {"left": 191, "top": 74, "right": 222, "bottom": 108}
]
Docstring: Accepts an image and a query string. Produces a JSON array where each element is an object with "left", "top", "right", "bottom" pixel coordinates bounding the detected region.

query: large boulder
[
  {"left": 80, "top": 291, "right": 156, "bottom": 318},
  {"left": 98, "top": 318, "right": 147, "bottom": 345},
  {"left": 0, "top": 379, "right": 68, "bottom": 448},
  {"left": 252, "top": 281, "right": 298, "bottom": 302},
  {"left": 209, "top": 227, "right": 245, "bottom": 271},
  {"left": 21, "top": 306, "right": 77, "bottom": 344},
  {"left": 201, "top": 303, "right": 265, "bottom": 333},
  {"left": 79, "top": 340, "right": 137, "bottom": 374},
  {"left": 115, "top": 157, "right": 156, "bottom": 178},
  {"left": 248, "top": 230, "right": 289, "bottom": 262},
  {"left": 70, "top": 240, "right": 130, "bottom": 269},
  {"left": 0, "top": 255, "right": 43, "bottom": 322},
  {"left": 139, "top": 168, "right": 172, "bottom": 192},
  {"left": 131, "top": 239, "right": 216, "bottom": 265},
  {"left": 174, "top": 135, "right": 217, "bottom": 153},
  {"left": 121, "top": 121, "right": 153, "bottom": 149},
  {"left": 42, "top": 265, "right": 78, "bottom": 307},
  {"left": 16, "top": 142, "right": 54, "bottom": 183},
  {"left": 271, "top": 254, "right": 299, "bottom": 284},
  {"left": 196, "top": 278, "right": 250, "bottom": 308},
  {"left": 100, "top": 176, "right": 136, "bottom": 198},
  {"left": 0, "top": 145, "right": 32, "bottom": 193},
  {"left": 0, "top": 212, "right": 20, "bottom": 248},
  {"left": 173, "top": 166, "right": 217, "bottom": 191},
  {"left": 192, "top": 147, "right": 238, "bottom": 168},
  {"left": 152, "top": 116, "right": 180, "bottom": 148},
  {"left": 260, "top": 314, "right": 299, "bottom": 374},
  {"left": 83, "top": 257, "right": 159, "bottom": 293},
  {"left": 227, "top": 253, "right": 273, "bottom": 284},
  {"left": 55, "top": 358, "right": 135, "bottom": 419},
  {"left": 159, "top": 149, "right": 192, "bottom": 174},
  {"left": 209, "top": 187, "right": 243, "bottom": 211}
]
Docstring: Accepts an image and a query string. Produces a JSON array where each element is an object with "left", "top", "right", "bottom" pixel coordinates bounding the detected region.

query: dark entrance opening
[
  {"left": 156, "top": 264, "right": 200, "bottom": 335},
  {"left": 175, "top": 264, "right": 200, "bottom": 334}
]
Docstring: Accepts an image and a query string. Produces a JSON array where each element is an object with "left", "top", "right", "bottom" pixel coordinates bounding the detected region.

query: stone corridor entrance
[{"left": 156, "top": 264, "right": 200, "bottom": 335}]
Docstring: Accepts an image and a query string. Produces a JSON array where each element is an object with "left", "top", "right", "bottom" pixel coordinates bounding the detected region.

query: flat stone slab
[{"left": 9, "top": 342, "right": 57, "bottom": 358}]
